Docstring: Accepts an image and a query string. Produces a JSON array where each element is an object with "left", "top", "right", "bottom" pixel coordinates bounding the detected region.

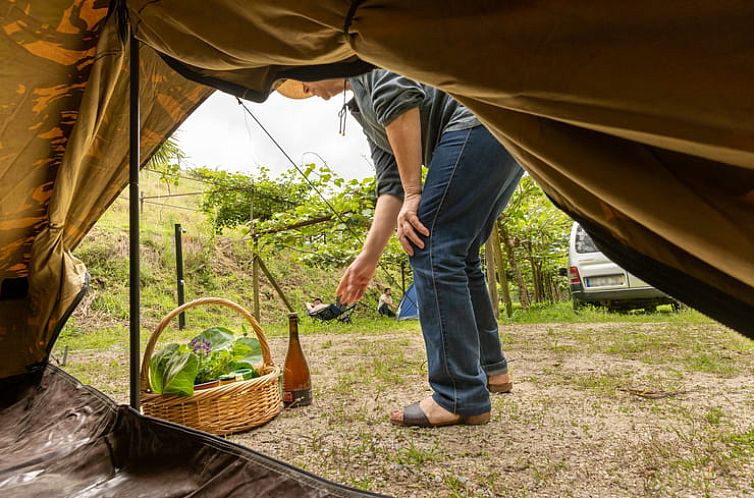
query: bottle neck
[{"left": 288, "top": 313, "right": 299, "bottom": 341}]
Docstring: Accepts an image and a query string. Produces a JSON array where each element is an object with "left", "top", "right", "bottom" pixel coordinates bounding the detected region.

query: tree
[
  {"left": 498, "top": 175, "right": 571, "bottom": 307},
  {"left": 196, "top": 163, "right": 406, "bottom": 273},
  {"left": 147, "top": 137, "right": 186, "bottom": 191}
]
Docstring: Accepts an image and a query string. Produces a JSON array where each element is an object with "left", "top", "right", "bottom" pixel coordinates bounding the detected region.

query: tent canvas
[
  {"left": 2, "top": 0, "right": 754, "bottom": 496},
  {"left": 396, "top": 284, "right": 419, "bottom": 321}
]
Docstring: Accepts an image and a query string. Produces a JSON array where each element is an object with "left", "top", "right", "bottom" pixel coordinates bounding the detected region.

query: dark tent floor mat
[{"left": 0, "top": 366, "right": 386, "bottom": 497}]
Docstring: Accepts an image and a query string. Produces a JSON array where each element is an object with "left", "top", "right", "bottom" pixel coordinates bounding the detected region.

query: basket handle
[{"left": 140, "top": 297, "right": 275, "bottom": 393}]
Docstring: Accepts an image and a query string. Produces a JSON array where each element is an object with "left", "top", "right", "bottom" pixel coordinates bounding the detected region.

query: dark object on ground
[{"left": 307, "top": 303, "right": 357, "bottom": 324}]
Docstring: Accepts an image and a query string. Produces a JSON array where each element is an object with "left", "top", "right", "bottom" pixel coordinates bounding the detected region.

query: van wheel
[{"left": 671, "top": 301, "right": 684, "bottom": 312}]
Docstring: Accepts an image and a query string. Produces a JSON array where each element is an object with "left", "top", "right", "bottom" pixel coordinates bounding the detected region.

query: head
[
  {"left": 276, "top": 78, "right": 349, "bottom": 101},
  {"left": 313, "top": 298, "right": 323, "bottom": 305},
  {"left": 384, "top": 288, "right": 391, "bottom": 295}
]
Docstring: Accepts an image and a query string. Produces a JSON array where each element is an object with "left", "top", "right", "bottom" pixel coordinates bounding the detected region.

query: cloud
[{"left": 175, "top": 91, "right": 373, "bottom": 181}]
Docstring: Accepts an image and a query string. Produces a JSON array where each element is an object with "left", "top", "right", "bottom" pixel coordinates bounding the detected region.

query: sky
[{"left": 174, "top": 91, "right": 373, "bottom": 181}]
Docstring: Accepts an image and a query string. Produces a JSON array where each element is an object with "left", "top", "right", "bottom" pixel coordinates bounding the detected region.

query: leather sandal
[
  {"left": 391, "top": 402, "right": 491, "bottom": 428},
  {"left": 488, "top": 381, "right": 513, "bottom": 394}
]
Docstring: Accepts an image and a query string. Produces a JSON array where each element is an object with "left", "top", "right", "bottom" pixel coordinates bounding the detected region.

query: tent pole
[
  {"left": 129, "top": 30, "right": 141, "bottom": 411},
  {"left": 174, "top": 224, "right": 186, "bottom": 329}
]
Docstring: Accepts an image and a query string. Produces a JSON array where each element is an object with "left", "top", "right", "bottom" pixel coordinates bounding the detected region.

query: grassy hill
[{"left": 59, "top": 169, "right": 400, "bottom": 347}]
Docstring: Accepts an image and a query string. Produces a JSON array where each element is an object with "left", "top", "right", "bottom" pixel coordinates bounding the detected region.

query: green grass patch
[
  {"left": 725, "top": 428, "right": 754, "bottom": 458},
  {"left": 503, "top": 301, "right": 712, "bottom": 325},
  {"left": 55, "top": 322, "right": 129, "bottom": 351},
  {"left": 570, "top": 371, "right": 629, "bottom": 396},
  {"left": 683, "top": 352, "right": 740, "bottom": 377},
  {"left": 394, "top": 442, "right": 440, "bottom": 465},
  {"left": 704, "top": 406, "right": 726, "bottom": 426}
]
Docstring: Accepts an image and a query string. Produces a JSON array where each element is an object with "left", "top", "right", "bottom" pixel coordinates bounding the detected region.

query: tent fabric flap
[
  {"left": 0, "top": 366, "right": 385, "bottom": 497},
  {"left": 0, "top": 1, "right": 212, "bottom": 379}
]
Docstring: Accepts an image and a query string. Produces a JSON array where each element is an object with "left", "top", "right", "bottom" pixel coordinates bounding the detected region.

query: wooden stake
[
  {"left": 256, "top": 256, "right": 294, "bottom": 313},
  {"left": 484, "top": 236, "right": 500, "bottom": 319},
  {"left": 490, "top": 224, "right": 513, "bottom": 318},
  {"left": 252, "top": 238, "right": 260, "bottom": 321}
]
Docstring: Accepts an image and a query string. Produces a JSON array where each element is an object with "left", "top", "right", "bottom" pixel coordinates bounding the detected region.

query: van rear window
[{"left": 575, "top": 226, "right": 599, "bottom": 253}]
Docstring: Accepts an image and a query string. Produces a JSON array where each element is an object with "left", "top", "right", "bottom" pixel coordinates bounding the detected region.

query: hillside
[{"left": 64, "top": 169, "right": 393, "bottom": 338}]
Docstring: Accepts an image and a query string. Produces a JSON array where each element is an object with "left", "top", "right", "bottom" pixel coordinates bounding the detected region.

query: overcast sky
[{"left": 175, "top": 91, "right": 373, "bottom": 181}]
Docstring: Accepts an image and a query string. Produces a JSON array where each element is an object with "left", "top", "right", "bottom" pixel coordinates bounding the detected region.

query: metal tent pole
[
  {"left": 129, "top": 30, "right": 141, "bottom": 411},
  {"left": 174, "top": 224, "right": 186, "bottom": 329}
]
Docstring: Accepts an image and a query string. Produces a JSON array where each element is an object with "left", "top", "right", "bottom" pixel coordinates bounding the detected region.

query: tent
[
  {"left": 396, "top": 284, "right": 419, "bottom": 321},
  {"left": 2, "top": 0, "right": 754, "bottom": 495}
]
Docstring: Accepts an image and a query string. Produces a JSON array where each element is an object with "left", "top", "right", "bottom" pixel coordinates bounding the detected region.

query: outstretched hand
[
  {"left": 396, "top": 193, "right": 429, "bottom": 256},
  {"left": 336, "top": 252, "right": 378, "bottom": 305}
]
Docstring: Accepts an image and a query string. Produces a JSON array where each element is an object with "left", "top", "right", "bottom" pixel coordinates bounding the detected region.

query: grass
[
  {"left": 394, "top": 441, "right": 441, "bottom": 466},
  {"left": 503, "top": 301, "right": 711, "bottom": 325}
]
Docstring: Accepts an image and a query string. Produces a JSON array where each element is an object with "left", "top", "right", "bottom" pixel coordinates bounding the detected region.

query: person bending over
[{"left": 278, "top": 69, "right": 523, "bottom": 428}]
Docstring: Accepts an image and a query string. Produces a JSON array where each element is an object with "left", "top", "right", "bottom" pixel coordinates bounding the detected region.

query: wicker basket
[{"left": 140, "top": 297, "right": 282, "bottom": 435}]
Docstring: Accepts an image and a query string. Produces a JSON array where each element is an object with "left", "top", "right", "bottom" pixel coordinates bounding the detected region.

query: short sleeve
[
  {"left": 367, "top": 137, "right": 404, "bottom": 199},
  {"left": 367, "top": 70, "right": 425, "bottom": 127}
]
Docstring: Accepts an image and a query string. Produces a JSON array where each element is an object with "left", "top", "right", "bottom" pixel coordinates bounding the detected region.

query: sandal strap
[{"left": 402, "top": 402, "right": 431, "bottom": 426}]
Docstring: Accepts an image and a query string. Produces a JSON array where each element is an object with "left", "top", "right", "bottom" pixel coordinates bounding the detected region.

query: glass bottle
[{"left": 282, "top": 313, "right": 311, "bottom": 407}]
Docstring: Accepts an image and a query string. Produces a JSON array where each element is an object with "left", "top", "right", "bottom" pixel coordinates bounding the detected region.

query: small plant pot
[
  {"left": 218, "top": 375, "right": 236, "bottom": 386},
  {"left": 194, "top": 380, "right": 221, "bottom": 391},
  {"left": 228, "top": 368, "right": 255, "bottom": 380}
]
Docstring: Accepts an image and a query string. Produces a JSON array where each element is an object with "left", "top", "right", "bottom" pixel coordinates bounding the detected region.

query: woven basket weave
[{"left": 140, "top": 297, "right": 281, "bottom": 435}]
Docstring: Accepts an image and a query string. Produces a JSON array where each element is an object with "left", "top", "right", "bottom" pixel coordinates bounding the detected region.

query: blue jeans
[{"left": 409, "top": 125, "right": 523, "bottom": 416}]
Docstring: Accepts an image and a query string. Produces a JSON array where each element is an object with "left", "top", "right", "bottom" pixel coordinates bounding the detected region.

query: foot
[
  {"left": 487, "top": 372, "right": 513, "bottom": 393},
  {"left": 390, "top": 397, "right": 490, "bottom": 427}
]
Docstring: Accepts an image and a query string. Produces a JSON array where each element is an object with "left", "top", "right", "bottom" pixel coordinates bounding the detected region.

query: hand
[
  {"left": 336, "top": 252, "right": 379, "bottom": 304},
  {"left": 396, "top": 193, "right": 429, "bottom": 256}
]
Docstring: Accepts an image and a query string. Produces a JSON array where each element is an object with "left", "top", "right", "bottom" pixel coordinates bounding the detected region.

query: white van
[{"left": 564, "top": 222, "right": 678, "bottom": 311}]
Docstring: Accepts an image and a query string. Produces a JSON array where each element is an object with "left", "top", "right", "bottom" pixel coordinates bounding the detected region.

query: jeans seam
[{"left": 427, "top": 128, "right": 472, "bottom": 414}]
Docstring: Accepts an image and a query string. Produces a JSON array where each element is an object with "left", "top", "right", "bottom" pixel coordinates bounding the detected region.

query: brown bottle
[{"left": 282, "top": 313, "right": 312, "bottom": 407}]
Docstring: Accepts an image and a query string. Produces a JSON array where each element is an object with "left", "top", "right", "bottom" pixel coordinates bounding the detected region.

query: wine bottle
[{"left": 282, "top": 312, "right": 312, "bottom": 407}]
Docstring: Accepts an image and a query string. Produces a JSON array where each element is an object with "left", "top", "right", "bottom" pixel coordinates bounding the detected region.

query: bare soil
[
  {"left": 66, "top": 321, "right": 754, "bottom": 497},
  {"left": 227, "top": 322, "right": 754, "bottom": 497}
]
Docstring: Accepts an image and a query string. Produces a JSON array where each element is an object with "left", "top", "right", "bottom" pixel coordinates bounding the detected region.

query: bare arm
[
  {"left": 361, "top": 194, "right": 402, "bottom": 263},
  {"left": 336, "top": 194, "right": 401, "bottom": 304},
  {"left": 384, "top": 107, "right": 429, "bottom": 255}
]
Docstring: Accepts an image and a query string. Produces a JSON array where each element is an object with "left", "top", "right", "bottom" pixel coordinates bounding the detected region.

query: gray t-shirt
[{"left": 347, "top": 69, "right": 480, "bottom": 198}]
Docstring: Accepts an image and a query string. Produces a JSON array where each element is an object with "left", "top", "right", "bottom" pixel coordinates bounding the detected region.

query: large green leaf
[
  {"left": 231, "top": 337, "right": 263, "bottom": 375},
  {"left": 194, "top": 326, "right": 235, "bottom": 351},
  {"left": 149, "top": 344, "right": 199, "bottom": 396}
]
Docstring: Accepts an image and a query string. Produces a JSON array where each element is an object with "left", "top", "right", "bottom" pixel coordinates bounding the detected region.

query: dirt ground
[
  {"left": 66, "top": 321, "right": 754, "bottom": 497},
  {"left": 231, "top": 322, "right": 754, "bottom": 498}
]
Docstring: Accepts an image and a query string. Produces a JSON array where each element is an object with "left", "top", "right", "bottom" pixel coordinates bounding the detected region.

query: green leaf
[
  {"left": 194, "top": 326, "right": 235, "bottom": 351},
  {"left": 149, "top": 343, "right": 199, "bottom": 396},
  {"left": 232, "top": 336, "right": 263, "bottom": 370}
]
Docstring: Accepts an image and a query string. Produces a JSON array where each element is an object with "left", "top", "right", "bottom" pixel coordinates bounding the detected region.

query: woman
[{"left": 278, "top": 70, "right": 523, "bottom": 427}]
